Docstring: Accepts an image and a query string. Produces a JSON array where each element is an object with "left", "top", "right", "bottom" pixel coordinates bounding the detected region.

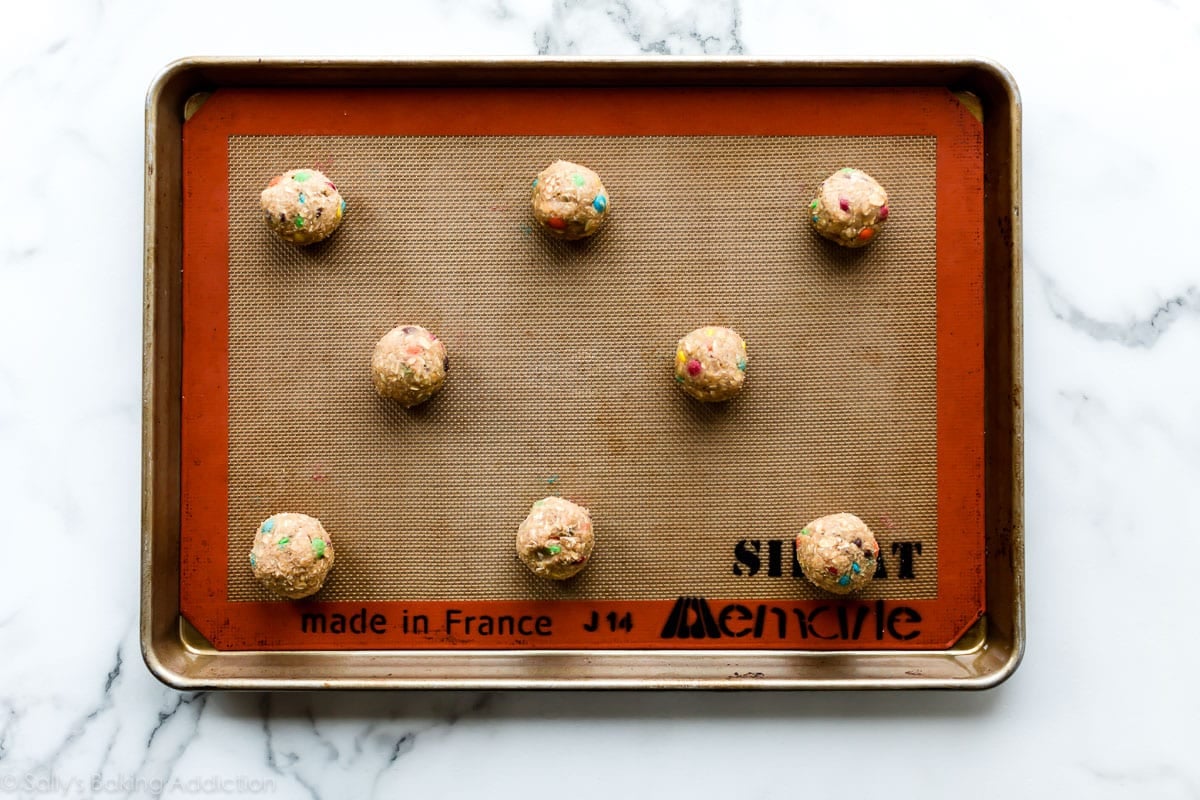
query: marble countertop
[{"left": 2, "top": 0, "right": 1197, "bottom": 797}]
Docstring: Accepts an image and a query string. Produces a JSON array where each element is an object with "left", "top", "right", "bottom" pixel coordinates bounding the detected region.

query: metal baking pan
[{"left": 142, "top": 57, "right": 1022, "bottom": 689}]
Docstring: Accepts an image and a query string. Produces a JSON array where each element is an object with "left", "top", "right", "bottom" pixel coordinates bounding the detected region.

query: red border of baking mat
[{"left": 181, "top": 87, "right": 984, "bottom": 650}]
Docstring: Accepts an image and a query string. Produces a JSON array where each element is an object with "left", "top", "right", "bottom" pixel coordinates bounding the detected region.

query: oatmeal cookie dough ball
[
  {"left": 674, "top": 326, "right": 748, "bottom": 402},
  {"left": 371, "top": 325, "right": 448, "bottom": 407},
  {"left": 809, "top": 168, "right": 889, "bottom": 248},
  {"left": 530, "top": 160, "right": 610, "bottom": 240},
  {"left": 261, "top": 168, "right": 347, "bottom": 245},
  {"left": 517, "top": 497, "right": 595, "bottom": 580},
  {"left": 249, "top": 513, "right": 335, "bottom": 599},
  {"left": 795, "top": 512, "right": 879, "bottom": 594}
]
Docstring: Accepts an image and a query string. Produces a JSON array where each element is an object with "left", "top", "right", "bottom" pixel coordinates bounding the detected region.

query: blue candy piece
[
  {"left": 593, "top": 194, "right": 608, "bottom": 213},
  {"left": 532, "top": 177, "right": 539, "bottom": 188},
  {"left": 261, "top": 518, "right": 275, "bottom": 534},
  {"left": 851, "top": 562, "right": 861, "bottom": 574},
  {"left": 249, "top": 553, "right": 257, "bottom": 568},
  {"left": 298, "top": 193, "right": 306, "bottom": 204},
  {"left": 838, "top": 574, "right": 851, "bottom": 586}
]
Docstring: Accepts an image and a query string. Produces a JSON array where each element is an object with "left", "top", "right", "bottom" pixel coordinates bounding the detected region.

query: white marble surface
[{"left": 1, "top": 0, "right": 1198, "bottom": 797}]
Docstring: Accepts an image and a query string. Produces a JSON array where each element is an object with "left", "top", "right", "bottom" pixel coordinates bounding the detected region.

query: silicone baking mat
[{"left": 181, "top": 87, "right": 984, "bottom": 650}]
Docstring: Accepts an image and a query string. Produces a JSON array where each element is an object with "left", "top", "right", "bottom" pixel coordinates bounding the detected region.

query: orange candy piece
[
  {"left": 858, "top": 227, "right": 874, "bottom": 241},
  {"left": 267, "top": 175, "right": 283, "bottom": 187},
  {"left": 547, "top": 217, "right": 567, "bottom": 230}
]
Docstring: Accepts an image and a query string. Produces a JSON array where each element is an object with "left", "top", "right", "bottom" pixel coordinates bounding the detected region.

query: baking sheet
[{"left": 142, "top": 59, "right": 1021, "bottom": 688}]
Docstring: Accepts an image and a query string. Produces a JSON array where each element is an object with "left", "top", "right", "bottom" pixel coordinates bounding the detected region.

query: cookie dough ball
[
  {"left": 371, "top": 325, "right": 448, "bottom": 407},
  {"left": 249, "top": 513, "right": 335, "bottom": 599},
  {"left": 809, "top": 168, "right": 889, "bottom": 248},
  {"left": 530, "top": 160, "right": 610, "bottom": 240},
  {"left": 674, "top": 326, "right": 748, "bottom": 402},
  {"left": 517, "top": 497, "right": 595, "bottom": 580},
  {"left": 795, "top": 513, "right": 879, "bottom": 594},
  {"left": 261, "top": 168, "right": 347, "bottom": 245}
]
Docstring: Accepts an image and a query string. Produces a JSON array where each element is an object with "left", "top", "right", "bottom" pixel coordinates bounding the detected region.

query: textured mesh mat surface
[{"left": 225, "top": 134, "right": 937, "bottom": 603}]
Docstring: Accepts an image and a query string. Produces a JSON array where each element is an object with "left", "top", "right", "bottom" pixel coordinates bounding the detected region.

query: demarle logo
[
  {"left": 659, "top": 596, "right": 924, "bottom": 641},
  {"left": 659, "top": 597, "right": 722, "bottom": 639}
]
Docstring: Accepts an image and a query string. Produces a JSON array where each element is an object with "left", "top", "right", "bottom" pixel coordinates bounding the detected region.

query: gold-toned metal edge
[
  {"left": 142, "top": 57, "right": 1023, "bottom": 691},
  {"left": 183, "top": 92, "right": 212, "bottom": 122},
  {"left": 951, "top": 90, "right": 985, "bottom": 123},
  {"left": 141, "top": 58, "right": 176, "bottom": 692},
  {"left": 1002, "top": 57, "right": 1026, "bottom": 688}
]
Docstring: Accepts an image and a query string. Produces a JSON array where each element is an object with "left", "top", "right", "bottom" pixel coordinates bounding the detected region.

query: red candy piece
[
  {"left": 838, "top": 197, "right": 850, "bottom": 212},
  {"left": 547, "top": 217, "right": 567, "bottom": 230},
  {"left": 686, "top": 359, "right": 702, "bottom": 377},
  {"left": 858, "top": 228, "right": 874, "bottom": 241},
  {"left": 326, "top": 181, "right": 337, "bottom": 190},
  {"left": 267, "top": 175, "right": 283, "bottom": 187},
  {"left": 827, "top": 567, "right": 839, "bottom": 576},
  {"left": 878, "top": 204, "right": 889, "bottom": 220}
]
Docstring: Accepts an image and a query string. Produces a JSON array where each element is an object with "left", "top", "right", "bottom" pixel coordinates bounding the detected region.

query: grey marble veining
[
  {"left": 535, "top": 0, "right": 745, "bottom": 55},
  {"left": 1040, "top": 268, "right": 1200, "bottom": 349},
  {"left": 1, "top": 0, "right": 1199, "bottom": 797}
]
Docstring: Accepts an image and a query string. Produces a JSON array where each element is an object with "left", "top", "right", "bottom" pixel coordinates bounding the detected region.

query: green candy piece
[
  {"left": 840, "top": 167, "right": 853, "bottom": 174},
  {"left": 571, "top": 173, "right": 585, "bottom": 186},
  {"left": 800, "top": 527, "right": 811, "bottom": 537},
  {"left": 277, "top": 537, "right": 290, "bottom": 548},
  {"left": 547, "top": 544, "right": 562, "bottom": 555},
  {"left": 312, "top": 539, "right": 326, "bottom": 559},
  {"left": 294, "top": 216, "right": 304, "bottom": 229},
  {"left": 293, "top": 171, "right": 311, "bottom": 181},
  {"left": 809, "top": 199, "right": 818, "bottom": 209}
]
